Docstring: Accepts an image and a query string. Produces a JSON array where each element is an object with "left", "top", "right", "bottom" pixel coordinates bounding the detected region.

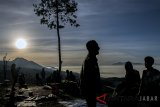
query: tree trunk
[{"left": 56, "top": 0, "right": 62, "bottom": 83}]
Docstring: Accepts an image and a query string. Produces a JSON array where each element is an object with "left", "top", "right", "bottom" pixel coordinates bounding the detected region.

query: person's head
[
  {"left": 70, "top": 71, "right": 73, "bottom": 75},
  {"left": 86, "top": 40, "right": 100, "bottom": 56},
  {"left": 125, "top": 61, "right": 133, "bottom": 72},
  {"left": 144, "top": 56, "right": 154, "bottom": 69},
  {"left": 66, "top": 70, "right": 69, "bottom": 74}
]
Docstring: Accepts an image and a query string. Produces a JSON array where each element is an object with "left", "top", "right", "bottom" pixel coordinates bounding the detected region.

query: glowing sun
[{"left": 15, "top": 38, "right": 27, "bottom": 49}]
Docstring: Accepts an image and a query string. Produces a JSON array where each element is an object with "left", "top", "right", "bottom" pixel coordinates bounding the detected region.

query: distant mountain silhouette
[
  {"left": 0, "top": 57, "right": 80, "bottom": 82},
  {"left": 0, "top": 57, "right": 56, "bottom": 70},
  {"left": 11, "top": 57, "right": 43, "bottom": 70},
  {"left": 112, "top": 62, "right": 143, "bottom": 65},
  {"left": 0, "top": 57, "right": 56, "bottom": 83}
]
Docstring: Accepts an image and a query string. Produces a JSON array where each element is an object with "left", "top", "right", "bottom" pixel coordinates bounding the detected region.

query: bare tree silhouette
[{"left": 33, "top": 0, "right": 79, "bottom": 82}]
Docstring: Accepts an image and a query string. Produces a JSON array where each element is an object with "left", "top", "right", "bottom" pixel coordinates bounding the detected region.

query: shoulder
[
  {"left": 84, "top": 56, "right": 97, "bottom": 63},
  {"left": 84, "top": 55, "right": 91, "bottom": 62},
  {"left": 152, "top": 68, "right": 160, "bottom": 74},
  {"left": 142, "top": 70, "right": 148, "bottom": 76},
  {"left": 134, "top": 69, "right": 139, "bottom": 73},
  {"left": 83, "top": 56, "right": 93, "bottom": 68},
  {"left": 132, "top": 69, "right": 139, "bottom": 75},
  {"left": 143, "top": 70, "right": 147, "bottom": 73},
  {"left": 84, "top": 57, "right": 90, "bottom": 65}
]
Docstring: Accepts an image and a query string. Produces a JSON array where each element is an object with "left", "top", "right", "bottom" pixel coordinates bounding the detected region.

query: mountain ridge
[
  {"left": 12, "top": 57, "right": 43, "bottom": 70},
  {"left": 112, "top": 62, "right": 143, "bottom": 65}
]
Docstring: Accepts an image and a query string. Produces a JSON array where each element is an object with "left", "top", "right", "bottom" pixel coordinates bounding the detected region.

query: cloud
[{"left": 0, "top": 0, "right": 160, "bottom": 66}]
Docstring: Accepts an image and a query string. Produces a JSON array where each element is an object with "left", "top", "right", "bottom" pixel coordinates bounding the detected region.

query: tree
[{"left": 33, "top": 0, "right": 79, "bottom": 82}]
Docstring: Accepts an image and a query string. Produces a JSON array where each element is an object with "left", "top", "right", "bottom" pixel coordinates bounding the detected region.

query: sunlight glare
[{"left": 15, "top": 38, "right": 27, "bottom": 49}]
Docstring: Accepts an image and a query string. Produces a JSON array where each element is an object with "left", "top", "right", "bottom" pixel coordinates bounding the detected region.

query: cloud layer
[{"left": 0, "top": 0, "right": 160, "bottom": 66}]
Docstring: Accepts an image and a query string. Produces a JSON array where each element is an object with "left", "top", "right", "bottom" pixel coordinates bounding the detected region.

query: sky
[{"left": 0, "top": 0, "right": 160, "bottom": 67}]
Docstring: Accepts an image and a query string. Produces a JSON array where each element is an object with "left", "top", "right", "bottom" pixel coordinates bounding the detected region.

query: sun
[{"left": 15, "top": 38, "right": 27, "bottom": 49}]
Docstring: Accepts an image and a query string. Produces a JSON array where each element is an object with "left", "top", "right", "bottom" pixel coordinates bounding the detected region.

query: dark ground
[{"left": 0, "top": 77, "right": 123, "bottom": 107}]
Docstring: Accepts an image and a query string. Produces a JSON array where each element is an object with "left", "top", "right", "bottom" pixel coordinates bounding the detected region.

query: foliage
[{"left": 33, "top": 0, "right": 79, "bottom": 29}]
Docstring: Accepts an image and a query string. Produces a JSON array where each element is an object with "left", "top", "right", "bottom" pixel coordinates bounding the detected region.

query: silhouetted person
[
  {"left": 140, "top": 56, "right": 160, "bottom": 96},
  {"left": 109, "top": 62, "right": 140, "bottom": 107},
  {"left": 69, "top": 71, "right": 76, "bottom": 81},
  {"left": 36, "top": 73, "right": 42, "bottom": 85},
  {"left": 52, "top": 70, "right": 60, "bottom": 83},
  {"left": 41, "top": 68, "right": 46, "bottom": 85},
  {"left": 18, "top": 73, "right": 26, "bottom": 88},
  {"left": 80, "top": 40, "right": 101, "bottom": 107},
  {"left": 114, "top": 61, "right": 140, "bottom": 96},
  {"left": 46, "top": 74, "right": 52, "bottom": 84},
  {"left": 8, "top": 64, "right": 19, "bottom": 107},
  {"left": 66, "top": 70, "right": 70, "bottom": 81},
  {"left": 54, "top": 70, "right": 61, "bottom": 83}
]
